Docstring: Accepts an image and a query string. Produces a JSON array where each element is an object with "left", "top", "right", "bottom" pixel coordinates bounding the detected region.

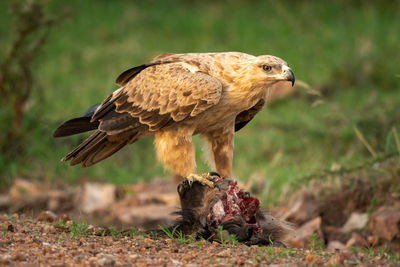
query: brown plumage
[{"left": 53, "top": 52, "right": 295, "bottom": 180}]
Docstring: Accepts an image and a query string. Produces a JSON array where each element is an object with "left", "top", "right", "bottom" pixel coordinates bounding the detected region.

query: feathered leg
[
  {"left": 154, "top": 128, "right": 196, "bottom": 176},
  {"left": 154, "top": 127, "right": 214, "bottom": 187},
  {"left": 203, "top": 126, "right": 234, "bottom": 178}
]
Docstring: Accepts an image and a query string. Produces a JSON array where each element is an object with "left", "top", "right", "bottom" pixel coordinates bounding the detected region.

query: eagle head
[{"left": 254, "top": 55, "right": 295, "bottom": 87}]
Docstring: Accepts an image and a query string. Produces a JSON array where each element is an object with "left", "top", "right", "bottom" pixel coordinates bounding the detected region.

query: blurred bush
[
  {"left": 0, "top": 0, "right": 68, "bottom": 186},
  {"left": 1, "top": 0, "right": 51, "bottom": 154}
]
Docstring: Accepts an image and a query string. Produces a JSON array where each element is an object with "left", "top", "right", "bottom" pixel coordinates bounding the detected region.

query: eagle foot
[{"left": 186, "top": 172, "right": 220, "bottom": 188}]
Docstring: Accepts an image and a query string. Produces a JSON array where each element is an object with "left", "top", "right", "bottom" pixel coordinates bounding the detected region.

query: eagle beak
[
  {"left": 288, "top": 69, "right": 295, "bottom": 87},
  {"left": 282, "top": 65, "right": 295, "bottom": 87}
]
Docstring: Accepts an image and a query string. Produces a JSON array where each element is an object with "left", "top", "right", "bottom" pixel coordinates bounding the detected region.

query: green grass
[
  {"left": 68, "top": 220, "right": 89, "bottom": 238},
  {"left": 308, "top": 233, "right": 324, "bottom": 253},
  {"left": 358, "top": 245, "right": 400, "bottom": 264},
  {"left": 256, "top": 246, "right": 296, "bottom": 264},
  {"left": 161, "top": 225, "right": 196, "bottom": 244},
  {"left": 215, "top": 225, "right": 240, "bottom": 245},
  {"left": 0, "top": 0, "right": 399, "bottom": 205},
  {"left": 53, "top": 219, "right": 148, "bottom": 240},
  {"left": 53, "top": 219, "right": 90, "bottom": 239}
]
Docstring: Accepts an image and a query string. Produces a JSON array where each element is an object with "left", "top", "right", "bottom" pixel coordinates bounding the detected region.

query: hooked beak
[{"left": 282, "top": 65, "right": 295, "bottom": 87}]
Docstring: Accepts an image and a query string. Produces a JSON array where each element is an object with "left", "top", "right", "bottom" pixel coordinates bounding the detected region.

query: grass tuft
[
  {"left": 308, "top": 233, "right": 324, "bottom": 253},
  {"left": 216, "top": 225, "right": 240, "bottom": 246},
  {"left": 68, "top": 220, "right": 88, "bottom": 238},
  {"left": 161, "top": 225, "right": 195, "bottom": 244}
]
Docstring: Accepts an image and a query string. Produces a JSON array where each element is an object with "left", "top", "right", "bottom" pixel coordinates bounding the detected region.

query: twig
[
  {"left": 295, "top": 152, "right": 398, "bottom": 184},
  {"left": 353, "top": 126, "right": 377, "bottom": 158},
  {"left": 392, "top": 127, "right": 400, "bottom": 156}
]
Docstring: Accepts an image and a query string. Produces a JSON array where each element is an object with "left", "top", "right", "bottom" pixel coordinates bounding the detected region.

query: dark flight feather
[
  {"left": 115, "top": 64, "right": 150, "bottom": 86},
  {"left": 53, "top": 104, "right": 100, "bottom": 137},
  {"left": 234, "top": 99, "right": 265, "bottom": 132}
]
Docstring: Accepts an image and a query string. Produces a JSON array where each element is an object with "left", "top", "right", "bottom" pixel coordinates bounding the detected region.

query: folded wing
[{"left": 56, "top": 62, "right": 223, "bottom": 167}]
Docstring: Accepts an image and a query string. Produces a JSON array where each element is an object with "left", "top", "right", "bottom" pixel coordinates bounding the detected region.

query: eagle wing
[
  {"left": 61, "top": 62, "right": 222, "bottom": 167},
  {"left": 234, "top": 99, "right": 265, "bottom": 132},
  {"left": 115, "top": 53, "right": 191, "bottom": 86},
  {"left": 93, "top": 62, "right": 223, "bottom": 133}
]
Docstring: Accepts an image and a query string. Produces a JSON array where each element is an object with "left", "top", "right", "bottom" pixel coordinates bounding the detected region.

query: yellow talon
[{"left": 187, "top": 173, "right": 214, "bottom": 187}]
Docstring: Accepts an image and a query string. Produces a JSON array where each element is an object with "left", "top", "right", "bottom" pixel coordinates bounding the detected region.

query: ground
[
  {"left": 1, "top": 157, "right": 399, "bottom": 266},
  {"left": 0, "top": 214, "right": 397, "bottom": 266}
]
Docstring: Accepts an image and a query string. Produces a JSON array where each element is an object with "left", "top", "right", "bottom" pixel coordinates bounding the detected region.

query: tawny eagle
[{"left": 53, "top": 52, "right": 295, "bottom": 186}]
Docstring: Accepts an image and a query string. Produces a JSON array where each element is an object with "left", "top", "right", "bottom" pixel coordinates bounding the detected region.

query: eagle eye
[{"left": 262, "top": 64, "right": 272, "bottom": 72}]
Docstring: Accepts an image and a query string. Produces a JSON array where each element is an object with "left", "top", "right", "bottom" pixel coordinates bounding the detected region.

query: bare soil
[
  {"left": 0, "top": 213, "right": 398, "bottom": 266},
  {"left": 1, "top": 158, "right": 399, "bottom": 266}
]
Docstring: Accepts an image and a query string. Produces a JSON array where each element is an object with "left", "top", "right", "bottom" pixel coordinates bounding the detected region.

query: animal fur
[{"left": 165, "top": 176, "right": 294, "bottom": 246}]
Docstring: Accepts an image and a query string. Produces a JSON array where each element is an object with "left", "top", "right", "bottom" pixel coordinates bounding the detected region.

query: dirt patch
[
  {"left": 0, "top": 158, "right": 400, "bottom": 265},
  {"left": 273, "top": 158, "right": 400, "bottom": 255},
  {"left": 0, "top": 214, "right": 398, "bottom": 266}
]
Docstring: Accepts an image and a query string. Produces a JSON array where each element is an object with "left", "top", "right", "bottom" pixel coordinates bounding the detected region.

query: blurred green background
[{"left": 1, "top": 0, "right": 399, "bottom": 205}]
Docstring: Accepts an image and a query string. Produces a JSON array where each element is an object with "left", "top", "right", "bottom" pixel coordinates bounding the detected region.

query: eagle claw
[
  {"left": 208, "top": 172, "right": 221, "bottom": 178},
  {"left": 177, "top": 180, "right": 190, "bottom": 195},
  {"left": 186, "top": 173, "right": 217, "bottom": 188}
]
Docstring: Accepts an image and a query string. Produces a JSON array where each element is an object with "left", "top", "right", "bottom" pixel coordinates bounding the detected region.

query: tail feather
[
  {"left": 62, "top": 131, "right": 104, "bottom": 162},
  {"left": 67, "top": 131, "right": 108, "bottom": 165},
  {"left": 53, "top": 103, "right": 101, "bottom": 138},
  {"left": 54, "top": 89, "right": 142, "bottom": 167},
  {"left": 81, "top": 139, "right": 129, "bottom": 167},
  {"left": 63, "top": 130, "right": 136, "bottom": 167},
  {"left": 53, "top": 117, "right": 99, "bottom": 137}
]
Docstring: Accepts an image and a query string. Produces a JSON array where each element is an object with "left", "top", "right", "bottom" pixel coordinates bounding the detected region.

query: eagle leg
[{"left": 203, "top": 126, "right": 234, "bottom": 178}]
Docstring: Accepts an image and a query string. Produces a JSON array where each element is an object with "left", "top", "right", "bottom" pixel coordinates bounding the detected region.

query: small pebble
[
  {"left": 37, "top": 210, "right": 58, "bottom": 222},
  {"left": 305, "top": 253, "right": 315, "bottom": 262},
  {"left": 97, "top": 254, "right": 116, "bottom": 266}
]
